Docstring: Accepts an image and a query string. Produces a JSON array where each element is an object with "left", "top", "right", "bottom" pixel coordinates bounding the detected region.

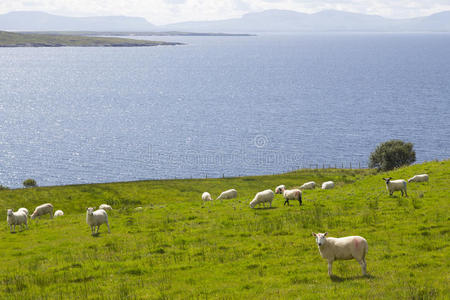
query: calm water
[{"left": 0, "top": 34, "right": 449, "bottom": 187}]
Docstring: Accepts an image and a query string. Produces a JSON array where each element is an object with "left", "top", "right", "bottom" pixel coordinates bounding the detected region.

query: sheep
[
  {"left": 216, "top": 189, "right": 237, "bottom": 200},
  {"left": 202, "top": 192, "right": 212, "bottom": 202},
  {"left": 6, "top": 209, "right": 28, "bottom": 233},
  {"left": 134, "top": 207, "right": 143, "bottom": 211},
  {"left": 30, "top": 203, "right": 54, "bottom": 219},
  {"left": 99, "top": 204, "right": 112, "bottom": 211},
  {"left": 321, "top": 181, "right": 335, "bottom": 190},
  {"left": 300, "top": 181, "right": 316, "bottom": 190},
  {"left": 17, "top": 207, "right": 29, "bottom": 216},
  {"left": 382, "top": 177, "right": 407, "bottom": 197},
  {"left": 274, "top": 185, "right": 285, "bottom": 194},
  {"left": 312, "top": 232, "right": 368, "bottom": 277},
  {"left": 282, "top": 189, "right": 302, "bottom": 206},
  {"left": 408, "top": 174, "right": 429, "bottom": 183},
  {"left": 54, "top": 210, "right": 64, "bottom": 217},
  {"left": 86, "top": 207, "right": 110, "bottom": 235},
  {"left": 250, "top": 189, "right": 274, "bottom": 209}
]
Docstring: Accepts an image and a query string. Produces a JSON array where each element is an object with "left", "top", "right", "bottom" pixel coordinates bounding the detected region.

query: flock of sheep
[{"left": 6, "top": 172, "right": 428, "bottom": 277}]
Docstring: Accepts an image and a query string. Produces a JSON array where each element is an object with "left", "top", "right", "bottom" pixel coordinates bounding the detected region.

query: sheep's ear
[
  {"left": 324, "top": 232, "right": 328, "bottom": 236},
  {"left": 382, "top": 178, "right": 386, "bottom": 181},
  {"left": 312, "top": 232, "right": 316, "bottom": 237}
]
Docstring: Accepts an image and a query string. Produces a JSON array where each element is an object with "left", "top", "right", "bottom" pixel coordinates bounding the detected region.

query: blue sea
[{"left": 0, "top": 33, "right": 449, "bottom": 187}]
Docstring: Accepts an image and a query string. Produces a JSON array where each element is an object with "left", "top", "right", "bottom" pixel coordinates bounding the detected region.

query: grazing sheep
[
  {"left": 282, "top": 189, "right": 302, "bottom": 206},
  {"left": 17, "top": 207, "right": 29, "bottom": 216},
  {"left": 30, "top": 203, "right": 54, "bottom": 219},
  {"left": 274, "top": 185, "right": 286, "bottom": 194},
  {"left": 300, "top": 181, "right": 316, "bottom": 190},
  {"left": 250, "top": 189, "right": 274, "bottom": 209},
  {"left": 382, "top": 177, "right": 407, "bottom": 197},
  {"left": 54, "top": 210, "right": 64, "bottom": 217},
  {"left": 134, "top": 207, "right": 143, "bottom": 211},
  {"left": 6, "top": 209, "right": 28, "bottom": 233},
  {"left": 321, "top": 181, "right": 335, "bottom": 190},
  {"left": 202, "top": 192, "right": 212, "bottom": 202},
  {"left": 216, "top": 189, "right": 237, "bottom": 200},
  {"left": 86, "top": 207, "right": 110, "bottom": 235},
  {"left": 99, "top": 204, "right": 112, "bottom": 211},
  {"left": 408, "top": 174, "right": 429, "bottom": 183},
  {"left": 312, "top": 232, "right": 368, "bottom": 277}
]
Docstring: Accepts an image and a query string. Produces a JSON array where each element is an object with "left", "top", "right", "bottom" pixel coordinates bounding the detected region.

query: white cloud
[{"left": 0, "top": 0, "right": 449, "bottom": 25}]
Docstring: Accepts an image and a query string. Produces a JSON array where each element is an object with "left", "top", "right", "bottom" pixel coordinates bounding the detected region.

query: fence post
[
  {"left": 206, "top": 174, "right": 208, "bottom": 179},
  {"left": 359, "top": 162, "right": 360, "bottom": 169},
  {"left": 350, "top": 162, "right": 352, "bottom": 169}
]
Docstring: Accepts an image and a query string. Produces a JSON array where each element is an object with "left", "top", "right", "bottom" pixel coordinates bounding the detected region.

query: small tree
[
  {"left": 23, "top": 178, "right": 37, "bottom": 188},
  {"left": 369, "top": 140, "right": 416, "bottom": 171}
]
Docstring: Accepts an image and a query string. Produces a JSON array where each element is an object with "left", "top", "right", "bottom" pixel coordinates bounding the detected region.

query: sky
[{"left": 1, "top": 0, "right": 449, "bottom": 25}]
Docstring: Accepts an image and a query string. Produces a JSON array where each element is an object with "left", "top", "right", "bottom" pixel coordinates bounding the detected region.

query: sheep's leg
[
  {"left": 106, "top": 222, "right": 110, "bottom": 233},
  {"left": 358, "top": 259, "right": 367, "bottom": 276},
  {"left": 13, "top": 225, "right": 16, "bottom": 232},
  {"left": 327, "top": 260, "right": 333, "bottom": 276},
  {"left": 401, "top": 190, "right": 404, "bottom": 197},
  {"left": 404, "top": 189, "right": 408, "bottom": 197},
  {"left": 9, "top": 224, "right": 13, "bottom": 233},
  {"left": 91, "top": 226, "right": 95, "bottom": 235}
]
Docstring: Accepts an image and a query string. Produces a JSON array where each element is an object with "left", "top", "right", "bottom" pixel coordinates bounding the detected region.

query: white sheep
[
  {"left": 54, "top": 210, "right": 64, "bottom": 217},
  {"left": 134, "top": 207, "right": 143, "bottom": 211},
  {"left": 202, "top": 192, "right": 212, "bottom": 202},
  {"left": 408, "top": 174, "right": 429, "bottom": 183},
  {"left": 30, "top": 203, "right": 54, "bottom": 219},
  {"left": 312, "top": 232, "right": 368, "bottom": 277},
  {"left": 282, "top": 189, "right": 302, "bottom": 206},
  {"left": 274, "top": 185, "right": 285, "bottom": 194},
  {"left": 382, "top": 177, "right": 407, "bottom": 197},
  {"left": 216, "top": 189, "right": 237, "bottom": 200},
  {"left": 250, "top": 189, "right": 274, "bottom": 209},
  {"left": 6, "top": 209, "right": 28, "bottom": 233},
  {"left": 86, "top": 207, "right": 110, "bottom": 235},
  {"left": 17, "top": 207, "right": 29, "bottom": 216},
  {"left": 321, "top": 181, "right": 335, "bottom": 190},
  {"left": 300, "top": 181, "right": 316, "bottom": 190},
  {"left": 99, "top": 204, "right": 112, "bottom": 211}
]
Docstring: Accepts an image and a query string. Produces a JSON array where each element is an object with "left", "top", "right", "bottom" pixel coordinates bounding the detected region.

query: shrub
[
  {"left": 369, "top": 140, "right": 416, "bottom": 171},
  {"left": 0, "top": 185, "right": 9, "bottom": 190},
  {"left": 23, "top": 179, "right": 37, "bottom": 188}
]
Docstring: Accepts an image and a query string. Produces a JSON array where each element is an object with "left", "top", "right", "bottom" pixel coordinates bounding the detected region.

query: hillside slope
[{"left": 0, "top": 160, "right": 448, "bottom": 298}]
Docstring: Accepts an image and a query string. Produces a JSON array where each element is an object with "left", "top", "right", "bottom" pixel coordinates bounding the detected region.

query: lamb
[
  {"left": 408, "top": 174, "right": 429, "bottom": 183},
  {"left": 300, "top": 181, "right": 316, "bottom": 190},
  {"left": 282, "top": 189, "right": 302, "bottom": 206},
  {"left": 382, "top": 177, "right": 407, "bottom": 197},
  {"left": 312, "top": 232, "right": 368, "bottom": 277},
  {"left": 99, "top": 204, "right": 112, "bottom": 211},
  {"left": 250, "top": 189, "right": 274, "bottom": 209},
  {"left": 321, "top": 181, "right": 335, "bottom": 190},
  {"left": 30, "top": 203, "right": 54, "bottom": 219},
  {"left": 202, "top": 192, "right": 212, "bottom": 202},
  {"left": 17, "top": 207, "right": 29, "bottom": 216},
  {"left": 86, "top": 207, "right": 110, "bottom": 235},
  {"left": 6, "top": 209, "right": 28, "bottom": 233},
  {"left": 274, "top": 185, "right": 285, "bottom": 194},
  {"left": 54, "top": 210, "right": 64, "bottom": 217},
  {"left": 216, "top": 189, "right": 237, "bottom": 200}
]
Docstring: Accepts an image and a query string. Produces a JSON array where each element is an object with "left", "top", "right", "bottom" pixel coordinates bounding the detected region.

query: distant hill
[
  {"left": 163, "top": 9, "right": 450, "bottom": 33},
  {"left": 0, "top": 11, "right": 156, "bottom": 31}
]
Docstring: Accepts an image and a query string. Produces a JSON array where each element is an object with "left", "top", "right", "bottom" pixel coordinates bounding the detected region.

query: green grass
[
  {"left": 0, "top": 160, "right": 449, "bottom": 299},
  {"left": 0, "top": 31, "right": 180, "bottom": 47}
]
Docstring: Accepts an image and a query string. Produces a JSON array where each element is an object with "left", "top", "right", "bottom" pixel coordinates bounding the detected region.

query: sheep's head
[
  {"left": 382, "top": 177, "right": 392, "bottom": 184},
  {"left": 275, "top": 185, "right": 285, "bottom": 194},
  {"left": 7, "top": 209, "right": 13, "bottom": 217},
  {"left": 312, "top": 232, "right": 328, "bottom": 246},
  {"left": 86, "top": 207, "right": 95, "bottom": 216}
]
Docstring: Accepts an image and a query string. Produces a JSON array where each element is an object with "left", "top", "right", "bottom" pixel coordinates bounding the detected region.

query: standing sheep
[
  {"left": 321, "top": 181, "right": 335, "bottom": 190},
  {"left": 202, "top": 192, "right": 212, "bottom": 202},
  {"left": 18, "top": 207, "right": 29, "bottom": 216},
  {"left": 250, "top": 189, "right": 274, "bottom": 209},
  {"left": 408, "top": 174, "right": 429, "bottom": 183},
  {"left": 382, "top": 177, "right": 407, "bottom": 197},
  {"left": 54, "top": 210, "right": 64, "bottom": 217},
  {"left": 99, "top": 204, "right": 112, "bottom": 211},
  {"left": 86, "top": 207, "right": 110, "bottom": 235},
  {"left": 216, "top": 189, "right": 237, "bottom": 200},
  {"left": 282, "top": 189, "right": 302, "bottom": 206},
  {"left": 300, "top": 181, "right": 316, "bottom": 190},
  {"left": 30, "top": 203, "right": 54, "bottom": 219},
  {"left": 6, "top": 209, "right": 28, "bottom": 233},
  {"left": 312, "top": 232, "right": 368, "bottom": 277},
  {"left": 274, "top": 185, "right": 285, "bottom": 194}
]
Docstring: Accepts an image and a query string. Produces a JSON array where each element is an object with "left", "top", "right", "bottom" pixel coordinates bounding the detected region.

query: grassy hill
[
  {"left": 0, "top": 160, "right": 448, "bottom": 299},
  {"left": 0, "top": 31, "right": 180, "bottom": 47}
]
